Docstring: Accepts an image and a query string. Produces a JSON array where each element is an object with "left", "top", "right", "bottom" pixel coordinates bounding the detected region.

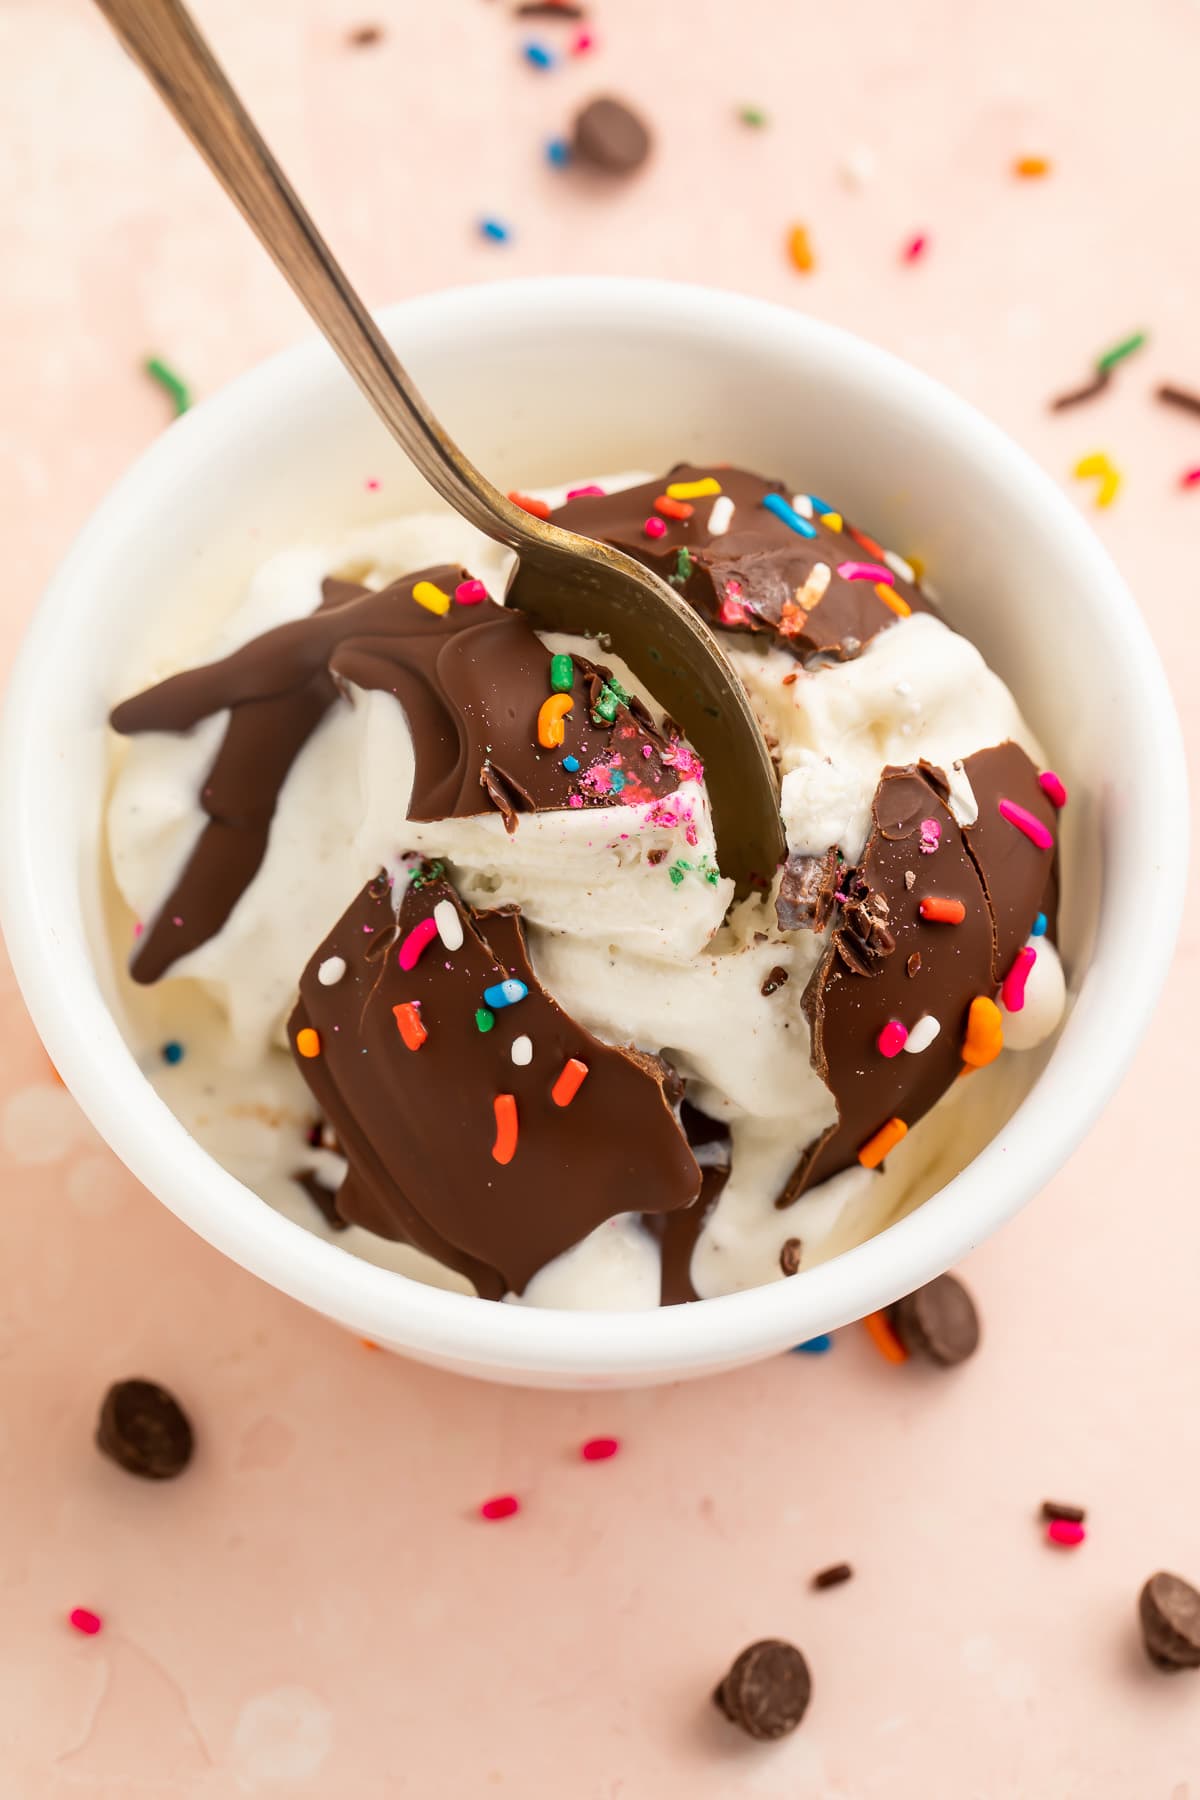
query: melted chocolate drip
[
  {"left": 784, "top": 743, "right": 1057, "bottom": 1202},
  {"left": 110, "top": 569, "right": 684, "bottom": 983},
  {"left": 552, "top": 465, "right": 935, "bottom": 662},
  {"left": 288, "top": 867, "right": 701, "bottom": 1298}
]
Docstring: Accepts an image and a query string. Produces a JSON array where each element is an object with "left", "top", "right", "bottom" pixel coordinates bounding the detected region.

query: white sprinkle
[
  {"left": 904, "top": 1015, "right": 941, "bottom": 1054},
  {"left": 884, "top": 549, "right": 915, "bottom": 585},
  {"left": 840, "top": 143, "right": 877, "bottom": 188},
  {"left": 798, "top": 561, "right": 831, "bottom": 607},
  {"left": 434, "top": 899, "right": 464, "bottom": 951},
  {"left": 945, "top": 759, "right": 979, "bottom": 828},
  {"left": 791, "top": 493, "right": 814, "bottom": 519},
  {"left": 317, "top": 957, "right": 346, "bottom": 986},
  {"left": 707, "top": 494, "right": 735, "bottom": 537},
  {"left": 511, "top": 1035, "right": 533, "bottom": 1067},
  {"left": 894, "top": 680, "right": 913, "bottom": 697}
]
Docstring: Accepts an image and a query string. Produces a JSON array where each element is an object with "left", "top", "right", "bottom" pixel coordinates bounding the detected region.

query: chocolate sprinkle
[
  {"left": 760, "top": 965, "right": 790, "bottom": 998},
  {"left": 889, "top": 1273, "right": 980, "bottom": 1367},
  {"left": 811, "top": 1562, "right": 853, "bottom": 1590},
  {"left": 572, "top": 96, "right": 653, "bottom": 175},
  {"left": 1139, "top": 1572, "right": 1200, "bottom": 1671},
  {"left": 97, "top": 1378, "right": 194, "bottom": 1480},
  {"left": 714, "top": 1640, "right": 812, "bottom": 1740},
  {"left": 1049, "top": 368, "right": 1112, "bottom": 412},
  {"left": 1040, "top": 1500, "right": 1086, "bottom": 1525},
  {"left": 779, "top": 1237, "right": 803, "bottom": 1276},
  {"left": 347, "top": 22, "right": 384, "bottom": 45},
  {"left": 1156, "top": 383, "right": 1200, "bottom": 420}
]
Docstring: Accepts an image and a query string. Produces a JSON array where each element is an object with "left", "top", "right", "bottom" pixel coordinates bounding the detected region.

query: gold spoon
[{"left": 91, "top": 0, "right": 784, "bottom": 891}]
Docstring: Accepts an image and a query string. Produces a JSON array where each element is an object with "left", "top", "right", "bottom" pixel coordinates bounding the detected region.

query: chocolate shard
[
  {"left": 781, "top": 743, "right": 1056, "bottom": 1205},
  {"left": 552, "top": 464, "right": 935, "bottom": 664},
  {"left": 110, "top": 570, "right": 685, "bottom": 983},
  {"left": 776, "top": 846, "right": 840, "bottom": 932},
  {"left": 287, "top": 867, "right": 701, "bottom": 1299}
]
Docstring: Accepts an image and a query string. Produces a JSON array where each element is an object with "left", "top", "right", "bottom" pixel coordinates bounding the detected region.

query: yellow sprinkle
[
  {"left": 296, "top": 1027, "right": 321, "bottom": 1059},
  {"left": 412, "top": 580, "right": 451, "bottom": 615},
  {"left": 820, "top": 512, "right": 843, "bottom": 532},
  {"left": 907, "top": 553, "right": 926, "bottom": 582},
  {"left": 788, "top": 223, "right": 816, "bottom": 273},
  {"left": 962, "top": 996, "right": 1003, "bottom": 1068},
  {"left": 1072, "top": 452, "right": 1121, "bottom": 509},
  {"left": 666, "top": 478, "right": 722, "bottom": 501},
  {"left": 876, "top": 581, "right": 912, "bottom": 618}
]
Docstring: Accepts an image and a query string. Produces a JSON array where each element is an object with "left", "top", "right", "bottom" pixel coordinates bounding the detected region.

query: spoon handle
[{"left": 93, "top": 0, "right": 528, "bottom": 548}]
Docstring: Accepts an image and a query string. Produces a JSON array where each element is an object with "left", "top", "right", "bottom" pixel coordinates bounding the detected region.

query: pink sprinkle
[
  {"left": 480, "top": 1494, "right": 520, "bottom": 1521},
  {"left": 1039, "top": 769, "right": 1068, "bottom": 808},
  {"left": 1002, "top": 944, "right": 1037, "bottom": 1013},
  {"left": 919, "top": 818, "right": 941, "bottom": 855},
  {"left": 838, "top": 561, "right": 893, "bottom": 585},
  {"left": 877, "top": 1019, "right": 908, "bottom": 1058},
  {"left": 69, "top": 1607, "right": 103, "bottom": 1635},
  {"left": 903, "top": 233, "right": 928, "bottom": 262},
  {"left": 582, "top": 1436, "right": 620, "bottom": 1461},
  {"left": 133, "top": 920, "right": 143, "bottom": 938},
  {"left": 998, "top": 797, "right": 1054, "bottom": 851},
  {"left": 567, "top": 484, "right": 605, "bottom": 499},
  {"left": 568, "top": 793, "right": 584, "bottom": 809},
  {"left": 455, "top": 579, "right": 488, "bottom": 605},
  {"left": 171, "top": 915, "right": 183, "bottom": 927},
  {"left": 365, "top": 477, "right": 380, "bottom": 492},
  {"left": 1182, "top": 466, "right": 1200, "bottom": 488},
  {"left": 1046, "top": 1519, "right": 1085, "bottom": 1548},
  {"left": 664, "top": 742, "right": 704, "bottom": 783},
  {"left": 571, "top": 28, "right": 594, "bottom": 52},
  {"left": 397, "top": 915, "right": 439, "bottom": 971},
  {"left": 644, "top": 516, "right": 667, "bottom": 539}
]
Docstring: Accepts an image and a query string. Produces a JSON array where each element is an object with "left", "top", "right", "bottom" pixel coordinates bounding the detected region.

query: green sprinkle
[
  {"left": 1095, "top": 331, "right": 1147, "bottom": 374},
  {"left": 668, "top": 860, "right": 691, "bottom": 887},
  {"left": 409, "top": 859, "right": 445, "bottom": 889},
  {"left": 738, "top": 104, "right": 769, "bottom": 128},
  {"left": 550, "top": 653, "right": 574, "bottom": 693},
  {"left": 593, "top": 687, "right": 619, "bottom": 724},
  {"left": 144, "top": 355, "right": 192, "bottom": 417},
  {"left": 705, "top": 867, "right": 720, "bottom": 886},
  {"left": 669, "top": 547, "right": 694, "bottom": 587},
  {"left": 475, "top": 1008, "right": 495, "bottom": 1033}
]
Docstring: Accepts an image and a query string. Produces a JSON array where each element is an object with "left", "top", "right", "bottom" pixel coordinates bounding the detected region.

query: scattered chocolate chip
[
  {"left": 572, "top": 96, "right": 653, "bottom": 175},
  {"left": 97, "top": 1379, "right": 194, "bottom": 1480},
  {"left": 1041, "top": 1500, "right": 1086, "bottom": 1525},
  {"left": 347, "top": 22, "right": 384, "bottom": 45},
  {"left": 293, "top": 1168, "right": 347, "bottom": 1231},
  {"left": 779, "top": 1238, "right": 803, "bottom": 1276},
  {"left": 761, "top": 965, "right": 790, "bottom": 998},
  {"left": 811, "top": 1562, "right": 853, "bottom": 1591},
  {"left": 906, "top": 951, "right": 921, "bottom": 977},
  {"left": 714, "top": 1639, "right": 812, "bottom": 1740},
  {"left": 889, "top": 1273, "right": 979, "bottom": 1366},
  {"left": 1139, "top": 1572, "right": 1200, "bottom": 1671}
]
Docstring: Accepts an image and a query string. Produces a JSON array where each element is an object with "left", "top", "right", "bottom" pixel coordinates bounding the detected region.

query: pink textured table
[{"left": 2, "top": 2, "right": 1197, "bottom": 1793}]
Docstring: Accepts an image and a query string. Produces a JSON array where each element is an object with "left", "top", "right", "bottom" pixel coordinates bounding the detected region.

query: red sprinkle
[
  {"left": 903, "top": 232, "right": 929, "bottom": 262},
  {"left": 877, "top": 1019, "right": 909, "bottom": 1058},
  {"left": 566, "top": 484, "right": 605, "bottom": 499},
  {"left": 480, "top": 1494, "right": 520, "bottom": 1521},
  {"left": 1046, "top": 1519, "right": 1086, "bottom": 1548},
  {"left": 1001, "top": 945, "right": 1037, "bottom": 1013},
  {"left": 393, "top": 1001, "right": 427, "bottom": 1051},
  {"left": 1039, "top": 769, "right": 1068, "bottom": 808},
  {"left": 508, "top": 491, "right": 551, "bottom": 520},
  {"left": 999, "top": 797, "right": 1054, "bottom": 851},
  {"left": 455, "top": 578, "right": 488, "bottom": 605},
  {"left": 848, "top": 524, "right": 885, "bottom": 559},
  {"left": 551, "top": 1057, "right": 589, "bottom": 1107},
  {"left": 643, "top": 516, "right": 667, "bottom": 539},
  {"left": 654, "top": 495, "right": 694, "bottom": 521},
  {"left": 69, "top": 1608, "right": 103, "bottom": 1636},
  {"left": 920, "top": 896, "right": 966, "bottom": 925},
  {"left": 1182, "top": 467, "right": 1200, "bottom": 488},
  {"left": 365, "top": 477, "right": 381, "bottom": 492},
  {"left": 581, "top": 1436, "right": 620, "bottom": 1461},
  {"left": 492, "top": 1093, "right": 519, "bottom": 1165},
  {"left": 571, "top": 28, "right": 594, "bottom": 52}
]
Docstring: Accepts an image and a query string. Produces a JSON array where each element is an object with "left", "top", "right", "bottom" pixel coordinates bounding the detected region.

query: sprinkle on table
[
  {"left": 1181, "top": 466, "right": 1200, "bottom": 489},
  {"left": 738, "top": 104, "right": 769, "bottom": 127},
  {"left": 1041, "top": 1500, "right": 1087, "bottom": 1524},
  {"left": 480, "top": 1494, "right": 520, "bottom": 1521},
  {"left": 551, "top": 1057, "right": 589, "bottom": 1107},
  {"left": 787, "top": 224, "right": 816, "bottom": 273},
  {"left": 571, "top": 29, "right": 594, "bottom": 53},
  {"left": 962, "top": 995, "right": 1004, "bottom": 1068},
  {"left": 1014, "top": 154, "right": 1051, "bottom": 178},
  {"left": 1096, "top": 330, "right": 1147, "bottom": 374},
  {"left": 492, "top": 1093, "right": 519, "bottom": 1165},
  {"left": 581, "top": 1436, "right": 620, "bottom": 1461},
  {"left": 1157, "top": 383, "right": 1200, "bottom": 419},
  {"left": 161, "top": 1040, "right": 184, "bottom": 1065},
  {"left": 792, "top": 1334, "right": 833, "bottom": 1354},
  {"left": 812, "top": 1561, "right": 854, "bottom": 1590},
  {"left": 857, "top": 1116, "right": 907, "bottom": 1170},
  {"left": 393, "top": 1001, "right": 427, "bottom": 1051},
  {"left": 863, "top": 1309, "right": 909, "bottom": 1364},
  {"left": 998, "top": 796, "right": 1054, "bottom": 850},
  {"left": 1046, "top": 1519, "right": 1087, "bottom": 1548},
  {"left": 522, "top": 40, "right": 555, "bottom": 68},
  {"left": 902, "top": 232, "right": 928, "bottom": 262},
  {"left": 1050, "top": 368, "right": 1111, "bottom": 412},
  {"left": 545, "top": 136, "right": 571, "bottom": 169},
  {"left": 295, "top": 1027, "right": 321, "bottom": 1059},
  {"left": 1072, "top": 450, "right": 1121, "bottom": 508},
  {"left": 479, "top": 217, "right": 512, "bottom": 244},
  {"left": 919, "top": 896, "right": 966, "bottom": 924},
  {"left": 68, "top": 1607, "right": 103, "bottom": 1636},
  {"left": 143, "top": 355, "right": 192, "bottom": 417}
]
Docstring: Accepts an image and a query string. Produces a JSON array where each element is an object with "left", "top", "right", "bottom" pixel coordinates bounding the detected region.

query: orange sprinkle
[
  {"left": 876, "top": 581, "right": 912, "bottom": 619},
  {"left": 962, "top": 995, "right": 1004, "bottom": 1068},
  {"left": 295, "top": 1027, "right": 321, "bottom": 1059},
  {"left": 551, "top": 1057, "right": 589, "bottom": 1107},
  {"left": 537, "top": 692, "right": 574, "bottom": 749},
  {"left": 492, "top": 1093, "right": 519, "bottom": 1164},
  {"left": 864, "top": 1309, "right": 909, "bottom": 1364},
  {"left": 788, "top": 223, "right": 816, "bottom": 273},
  {"left": 1014, "top": 154, "right": 1051, "bottom": 179},
  {"left": 654, "top": 495, "right": 694, "bottom": 521},
  {"left": 508, "top": 491, "right": 551, "bottom": 520},
  {"left": 781, "top": 671, "right": 800, "bottom": 687},
  {"left": 360, "top": 1339, "right": 381, "bottom": 1351},
  {"left": 920, "top": 896, "right": 966, "bottom": 925},
  {"left": 393, "top": 1001, "right": 427, "bottom": 1051},
  {"left": 848, "top": 524, "right": 884, "bottom": 559},
  {"left": 858, "top": 1116, "right": 908, "bottom": 1170}
]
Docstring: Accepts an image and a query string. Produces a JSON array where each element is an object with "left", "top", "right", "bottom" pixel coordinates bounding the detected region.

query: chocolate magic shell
[
  {"left": 288, "top": 867, "right": 701, "bottom": 1298},
  {"left": 109, "top": 567, "right": 688, "bottom": 983},
  {"left": 552, "top": 465, "right": 936, "bottom": 662}
]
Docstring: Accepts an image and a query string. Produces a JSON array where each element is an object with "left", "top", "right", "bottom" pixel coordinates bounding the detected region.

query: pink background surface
[{"left": 2, "top": 1, "right": 1198, "bottom": 1793}]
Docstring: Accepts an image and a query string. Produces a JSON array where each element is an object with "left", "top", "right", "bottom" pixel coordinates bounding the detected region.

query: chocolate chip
[
  {"left": 714, "top": 1639, "right": 811, "bottom": 1740},
  {"left": 1041, "top": 1500, "right": 1086, "bottom": 1525},
  {"left": 811, "top": 1562, "right": 853, "bottom": 1590},
  {"left": 1139, "top": 1573, "right": 1200, "bottom": 1671},
  {"left": 761, "top": 965, "right": 790, "bottom": 998},
  {"left": 347, "top": 22, "right": 384, "bottom": 45},
  {"left": 572, "top": 96, "right": 653, "bottom": 175},
  {"left": 779, "top": 1238, "right": 802, "bottom": 1276},
  {"left": 97, "top": 1379, "right": 194, "bottom": 1480},
  {"left": 889, "top": 1273, "right": 979, "bottom": 1366}
]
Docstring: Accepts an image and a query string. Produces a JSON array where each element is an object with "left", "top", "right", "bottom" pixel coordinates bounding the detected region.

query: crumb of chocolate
[
  {"left": 761, "top": 965, "right": 790, "bottom": 998},
  {"left": 97, "top": 1379, "right": 194, "bottom": 1480},
  {"left": 1139, "top": 1572, "right": 1200, "bottom": 1671},
  {"left": 647, "top": 847, "right": 667, "bottom": 866},
  {"left": 907, "top": 951, "right": 921, "bottom": 977},
  {"left": 714, "top": 1639, "right": 812, "bottom": 1740},
  {"left": 779, "top": 1237, "right": 802, "bottom": 1275},
  {"left": 347, "top": 22, "right": 384, "bottom": 45},
  {"left": 811, "top": 1562, "right": 853, "bottom": 1590},
  {"left": 1041, "top": 1500, "right": 1086, "bottom": 1525},
  {"left": 889, "top": 1273, "right": 979, "bottom": 1366},
  {"left": 776, "top": 847, "right": 839, "bottom": 933},
  {"left": 904, "top": 869, "right": 916, "bottom": 890}
]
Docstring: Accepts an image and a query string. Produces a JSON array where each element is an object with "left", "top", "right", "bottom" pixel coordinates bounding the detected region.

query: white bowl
[{"left": 0, "top": 279, "right": 1186, "bottom": 1387}]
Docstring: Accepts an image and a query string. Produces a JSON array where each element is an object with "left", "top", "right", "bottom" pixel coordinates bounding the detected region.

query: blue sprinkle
[
  {"left": 483, "top": 978, "right": 529, "bottom": 1010},
  {"left": 562, "top": 755, "right": 580, "bottom": 773},
  {"left": 161, "top": 1041, "right": 184, "bottom": 1065},
  {"left": 545, "top": 137, "right": 571, "bottom": 169},
  {"left": 792, "top": 1334, "right": 833, "bottom": 1355},
  {"left": 609, "top": 771, "right": 626, "bottom": 793},
  {"left": 479, "top": 218, "right": 511, "bottom": 245},
  {"left": 762, "top": 492, "right": 818, "bottom": 539},
  {"left": 808, "top": 495, "right": 834, "bottom": 515},
  {"left": 523, "top": 40, "right": 555, "bottom": 69},
  {"left": 1031, "top": 911, "right": 1048, "bottom": 938}
]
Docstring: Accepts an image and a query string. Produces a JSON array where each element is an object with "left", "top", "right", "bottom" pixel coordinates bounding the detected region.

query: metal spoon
[{"left": 91, "top": 0, "right": 784, "bottom": 891}]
